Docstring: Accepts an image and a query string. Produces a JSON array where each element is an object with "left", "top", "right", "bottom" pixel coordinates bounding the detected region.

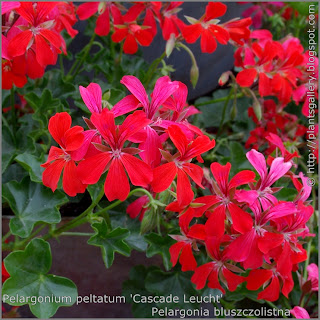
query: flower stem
[
  {"left": 144, "top": 51, "right": 166, "bottom": 86},
  {"left": 66, "top": 33, "right": 96, "bottom": 79},
  {"left": 217, "top": 88, "right": 234, "bottom": 136},
  {"left": 60, "top": 232, "right": 94, "bottom": 237},
  {"left": 194, "top": 92, "right": 244, "bottom": 107}
]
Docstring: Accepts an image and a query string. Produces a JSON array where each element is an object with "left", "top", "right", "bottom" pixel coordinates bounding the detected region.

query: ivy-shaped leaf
[
  {"left": 15, "top": 153, "right": 44, "bottom": 183},
  {"left": 88, "top": 220, "right": 131, "bottom": 268},
  {"left": 144, "top": 233, "right": 175, "bottom": 271},
  {"left": 2, "top": 238, "right": 78, "bottom": 318},
  {"left": 145, "top": 269, "right": 199, "bottom": 309},
  {"left": 2, "top": 177, "right": 68, "bottom": 238}
]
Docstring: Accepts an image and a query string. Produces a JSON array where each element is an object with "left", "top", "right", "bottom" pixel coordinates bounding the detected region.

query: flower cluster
[
  {"left": 41, "top": 75, "right": 214, "bottom": 203},
  {"left": 246, "top": 99, "right": 306, "bottom": 154},
  {"left": 168, "top": 149, "right": 314, "bottom": 301},
  {"left": 77, "top": 1, "right": 252, "bottom": 54},
  {"left": 2, "top": 1, "right": 78, "bottom": 89},
  {"left": 41, "top": 75, "right": 314, "bottom": 303},
  {"left": 235, "top": 30, "right": 315, "bottom": 107}
]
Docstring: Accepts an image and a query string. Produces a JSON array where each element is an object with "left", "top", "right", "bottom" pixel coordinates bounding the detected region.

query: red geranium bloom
[
  {"left": 111, "top": 11, "right": 154, "bottom": 54},
  {"left": 77, "top": 109, "right": 153, "bottom": 201},
  {"left": 203, "top": 162, "right": 255, "bottom": 236},
  {"left": 2, "top": 57, "right": 27, "bottom": 90},
  {"left": 160, "top": 2, "right": 185, "bottom": 40},
  {"left": 191, "top": 236, "right": 245, "bottom": 293},
  {"left": 152, "top": 125, "right": 215, "bottom": 206},
  {"left": 123, "top": 2, "right": 162, "bottom": 36},
  {"left": 182, "top": 2, "right": 229, "bottom": 53},
  {"left": 41, "top": 112, "right": 87, "bottom": 197},
  {"left": 77, "top": 2, "right": 121, "bottom": 36},
  {"left": 8, "top": 2, "right": 63, "bottom": 67}
]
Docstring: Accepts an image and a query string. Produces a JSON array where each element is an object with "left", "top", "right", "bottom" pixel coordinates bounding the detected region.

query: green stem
[
  {"left": 217, "top": 88, "right": 234, "bottom": 136},
  {"left": 14, "top": 224, "right": 47, "bottom": 249},
  {"left": 60, "top": 232, "right": 94, "bottom": 237},
  {"left": 10, "top": 87, "right": 17, "bottom": 136},
  {"left": 194, "top": 92, "right": 244, "bottom": 107},
  {"left": 144, "top": 51, "right": 166, "bottom": 86},
  {"left": 59, "top": 55, "right": 64, "bottom": 76},
  {"left": 2, "top": 230, "right": 12, "bottom": 243},
  {"left": 43, "top": 187, "right": 105, "bottom": 241},
  {"left": 43, "top": 188, "right": 153, "bottom": 242},
  {"left": 67, "top": 33, "right": 96, "bottom": 79}
]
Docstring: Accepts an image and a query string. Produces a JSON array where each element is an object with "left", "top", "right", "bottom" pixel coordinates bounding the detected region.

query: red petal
[
  {"left": 168, "top": 125, "right": 188, "bottom": 155},
  {"left": 180, "top": 244, "right": 197, "bottom": 271},
  {"left": 62, "top": 161, "right": 87, "bottom": 197},
  {"left": 39, "top": 29, "right": 62, "bottom": 51},
  {"left": 246, "top": 269, "right": 273, "bottom": 291},
  {"left": 208, "top": 269, "right": 225, "bottom": 294},
  {"left": 177, "top": 168, "right": 194, "bottom": 207},
  {"left": 7, "top": 30, "right": 33, "bottom": 57},
  {"left": 191, "top": 263, "right": 214, "bottom": 290},
  {"left": 105, "top": 159, "right": 130, "bottom": 201},
  {"left": 257, "top": 276, "right": 280, "bottom": 302},
  {"left": 236, "top": 68, "right": 257, "bottom": 87},
  {"left": 151, "top": 162, "right": 177, "bottom": 193},
  {"left": 77, "top": 152, "right": 112, "bottom": 184},
  {"left": 121, "top": 153, "right": 153, "bottom": 187},
  {"left": 135, "top": 29, "right": 154, "bottom": 46},
  {"left": 77, "top": 2, "right": 99, "bottom": 20},
  {"left": 48, "top": 112, "right": 71, "bottom": 147},
  {"left": 64, "top": 126, "right": 84, "bottom": 151},
  {"left": 200, "top": 29, "right": 217, "bottom": 53},
  {"left": 258, "top": 232, "right": 284, "bottom": 254},
  {"left": 42, "top": 159, "right": 65, "bottom": 192},
  {"left": 182, "top": 24, "right": 202, "bottom": 43},
  {"left": 123, "top": 33, "right": 138, "bottom": 54},
  {"left": 183, "top": 163, "right": 204, "bottom": 188},
  {"left": 205, "top": 205, "right": 226, "bottom": 238},
  {"left": 205, "top": 2, "right": 227, "bottom": 20},
  {"left": 95, "top": 8, "right": 110, "bottom": 36},
  {"left": 119, "top": 110, "right": 151, "bottom": 147},
  {"left": 169, "top": 242, "right": 185, "bottom": 267},
  {"left": 228, "top": 170, "right": 255, "bottom": 189},
  {"left": 227, "top": 203, "right": 253, "bottom": 234},
  {"left": 210, "top": 162, "right": 231, "bottom": 195},
  {"left": 35, "top": 34, "right": 55, "bottom": 66},
  {"left": 188, "top": 224, "right": 206, "bottom": 240},
  {"left": 111, "top": 28, "right": 128, "bottom": 43},
  {"left": 223, "top": 268, "right": 245, "bottom": 292},
  {"left": 112, "top": 95, "right": 140, "bottom": 117}
]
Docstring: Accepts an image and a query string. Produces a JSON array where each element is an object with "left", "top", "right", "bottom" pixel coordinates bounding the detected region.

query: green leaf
[
  {"left": 144, "top": 233, "right": 175, "bottom": 271},
  {"left": 88, "top": 220, "right": 131, "bottom": 268},
  {"left": 2, "top": 177, "right": 68, "bottom": 238},
  {"left": 2, "top": 238, "right": 78, "bottom": 318},
  {"left": 122, "top": 265, "right": 158, "bottom": 318},
  {"left": 15, "top": 153, "right": 44, "bottom": 183},
  {"left": 145, "top": 269, "right": 198, "bottom": 309},
  {"left": 109, "top": 205, "right": 148, "bottom": 252},
  {"left": 2, "top": 120, "right": 17, "bottom": 173},
  {"left": 229, "top": 141, "right": 251, "bottom": 173}
]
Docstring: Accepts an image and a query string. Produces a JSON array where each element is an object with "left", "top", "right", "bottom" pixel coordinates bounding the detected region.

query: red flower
[
  {"left": 160, "top": 2, "right": 185, "bottom": 40},
  {"left": 2, "top": 57, "right": 27, "bottom": 90},
  {"left": 41, "top": 112, "right": 87, "bottom": 197},
  {"left": 77, "top": 109, "right": 153, "bottom": 201},
  {"left": 77, "top": 2, "right": 121, "bottom": 36},
  {"left": 182, "top": 2, "right": 229, "bottom": 53},
  {"left": 8, "top": 2, "right": 63, "bottom": 67},
  {"left": 152, "top": 125, "right": 215, "bottom": 206},
  {"left": 204, "top": 162, "right": 255, "bottom": 236},
  {"left": 191, "top": 236, "right": 245, "bottom": 293},
  {"left": 111, "top": 8, "right": 154, "bottom": 54}
]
